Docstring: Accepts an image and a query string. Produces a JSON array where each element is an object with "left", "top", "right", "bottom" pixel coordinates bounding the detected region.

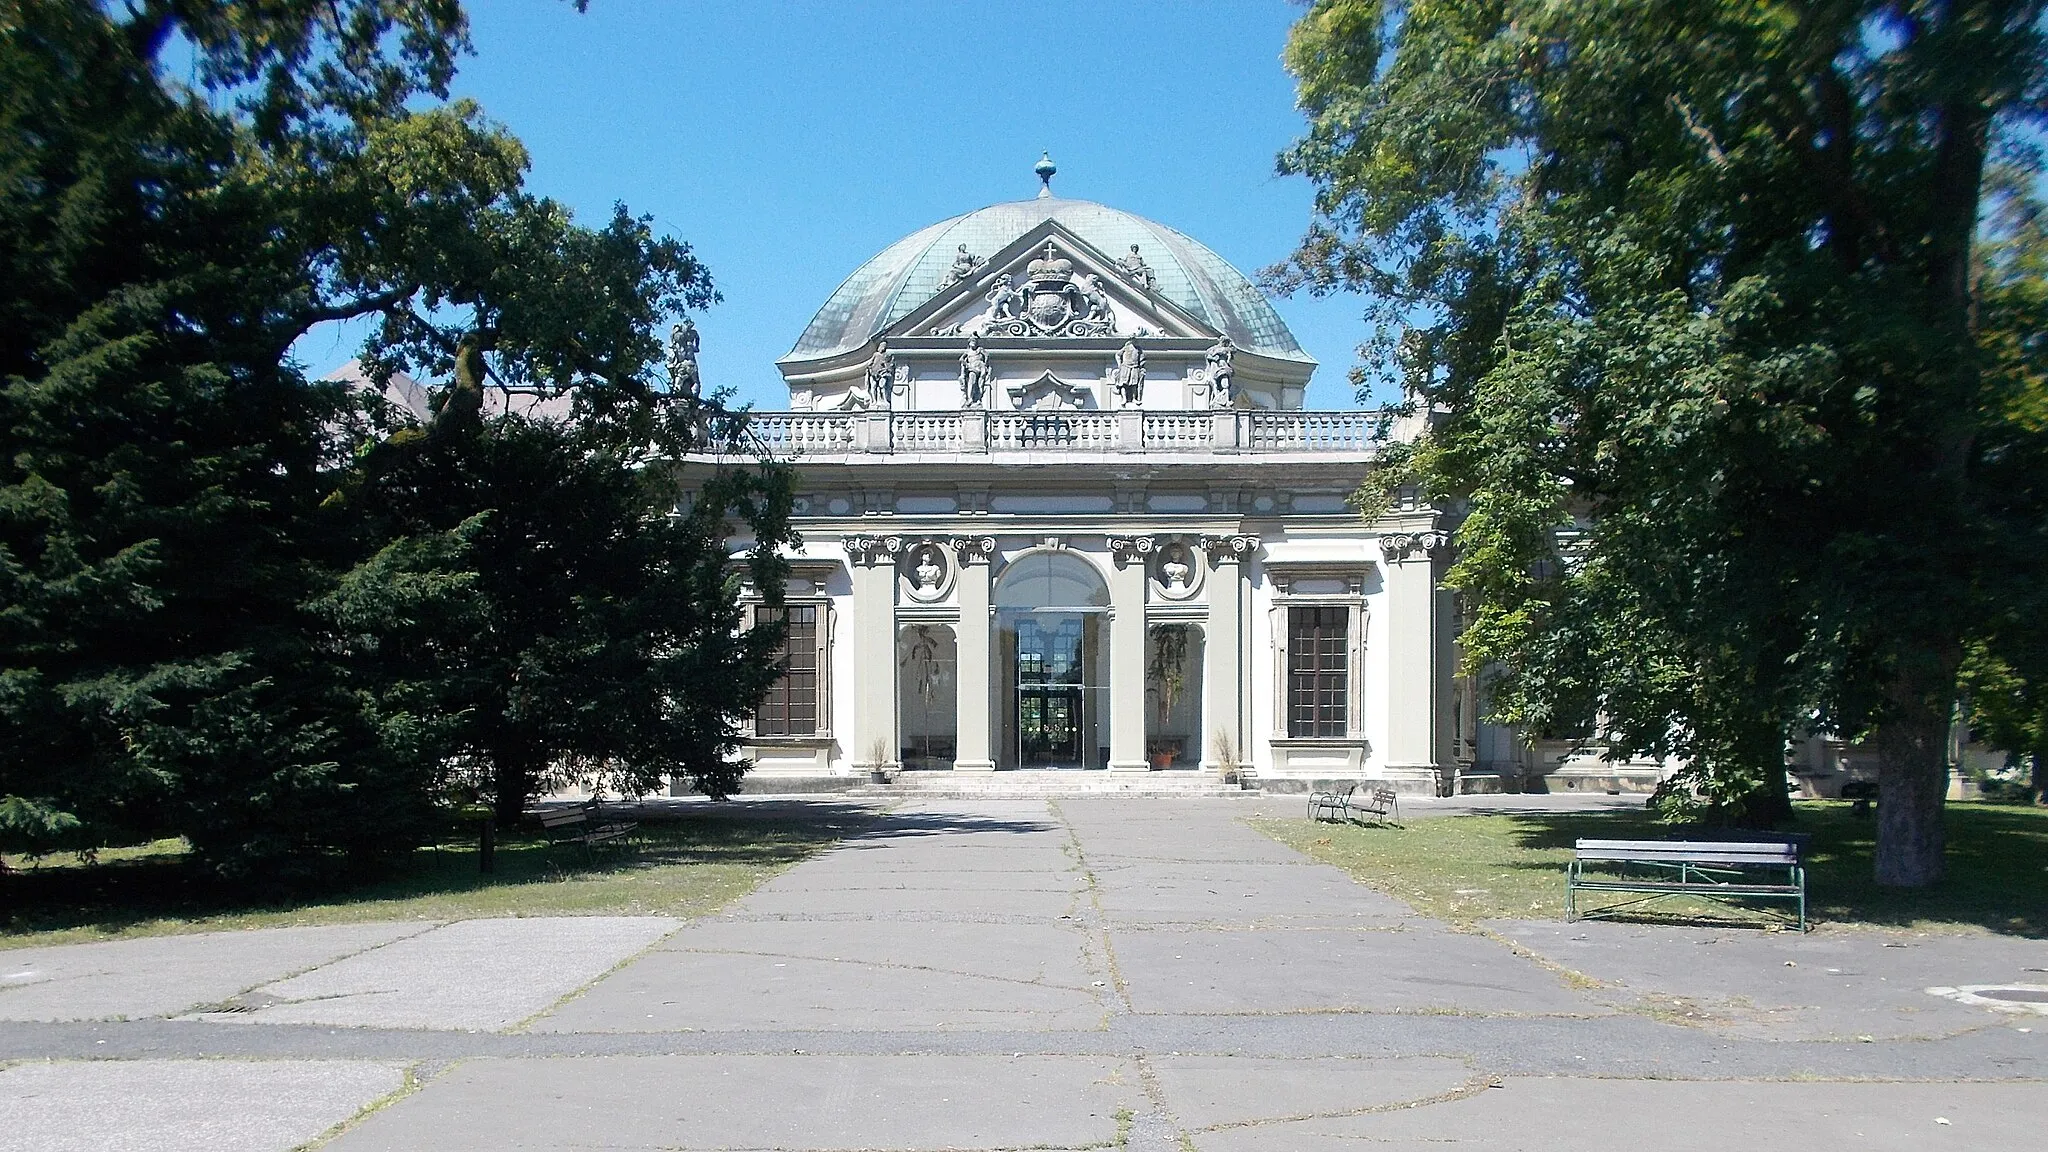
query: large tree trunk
[
  {"left": 491, "top": 744, "right": 541, "bottom": 828},
  {"left": 1871, "top": 675, "right": 1954, "bottom": 887},
  {"left": 2032, "top": 749, "right": 2045, "bottom": 808}
]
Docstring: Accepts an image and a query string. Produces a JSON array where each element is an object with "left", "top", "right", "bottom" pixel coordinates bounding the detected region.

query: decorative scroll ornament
[
  {"left": 1106, "top": 534, "right": 1158, "bottom": 569},
  {"left": 947, "top": 535, "right": 998, "bottom": 564},
  {"left": 841, "top": 533, "right": 891, "bottom": 566},
  {"left": 1199, "top": 533, "right": 1262, "bottom": 561},
  {"left": 1115, "top": 244, "right": 1157, "bottom": 292},
  {"left": 1378, "top": 530, "right": 1450, "bottom": 564},
  {"left": 981, "top": 243, "right": 1117, "bottom": 338}
]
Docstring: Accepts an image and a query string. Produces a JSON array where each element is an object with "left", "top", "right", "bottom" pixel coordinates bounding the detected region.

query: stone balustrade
[{"left": 738, "top": 409, "right": 1380, "bottom": 456}]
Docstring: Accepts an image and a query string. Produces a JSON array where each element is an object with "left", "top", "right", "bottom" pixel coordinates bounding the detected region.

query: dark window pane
[
  {"left": 1287, "top": 606, "right": 1348, "bottom": 738},
  {"left": 756, "top": 604, "right": 820, "bottom": 736}
]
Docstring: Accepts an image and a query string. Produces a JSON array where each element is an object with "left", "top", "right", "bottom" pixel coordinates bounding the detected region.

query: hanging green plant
[{"left": 1147, "top": 624, "right": 1190, "bottom": 728}]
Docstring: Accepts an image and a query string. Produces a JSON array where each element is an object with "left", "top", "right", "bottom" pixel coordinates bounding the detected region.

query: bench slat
[{"left": 1575, "top": 839, "right": 1799, "bottom": 865}]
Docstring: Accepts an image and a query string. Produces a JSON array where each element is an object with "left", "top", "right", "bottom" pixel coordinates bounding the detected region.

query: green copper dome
[{"left": 786, "top": 197, "right": 1311, "bottom": 364}]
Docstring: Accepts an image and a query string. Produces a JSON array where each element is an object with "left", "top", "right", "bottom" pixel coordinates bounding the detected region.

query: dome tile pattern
[{"left": 787, "top": 198, "right": 1310, "bottom": 363}]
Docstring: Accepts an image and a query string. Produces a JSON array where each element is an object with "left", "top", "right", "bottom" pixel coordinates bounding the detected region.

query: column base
[
  {"left": 1108, "top": 759, "right": 1151, "bottom": 774},
  {"left": 952, "top": 760, "right": 997, "bottom": 773}
]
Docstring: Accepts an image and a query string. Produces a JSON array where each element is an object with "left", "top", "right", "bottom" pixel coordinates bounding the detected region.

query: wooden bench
[
  {"left": 1567, "top": 838, "right": 1807, "bottom": 931},
  {"left": 536, "top": 799, "right": 640, "bottom": 857},
  {"left": 1308, "top": 783, "right": 1400, "bottom": 825}
]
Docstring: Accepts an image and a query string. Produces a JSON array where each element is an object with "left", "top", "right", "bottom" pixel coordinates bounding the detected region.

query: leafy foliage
[
  {"left": 1276, "top": 1, "right": 2048, "bottom": 882},
  {"left": 1, "top": 1, "right": 791, "bottom": 875}
]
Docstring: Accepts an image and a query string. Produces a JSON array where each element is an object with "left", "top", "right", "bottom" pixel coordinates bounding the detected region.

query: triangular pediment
[{"left": 887, "top": 219, "right": 1220, "bottom": 344}]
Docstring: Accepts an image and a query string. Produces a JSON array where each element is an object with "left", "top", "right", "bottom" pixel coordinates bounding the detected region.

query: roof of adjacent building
[{"left": 785, "top": 196, "right": 1312, "bottom": 364}]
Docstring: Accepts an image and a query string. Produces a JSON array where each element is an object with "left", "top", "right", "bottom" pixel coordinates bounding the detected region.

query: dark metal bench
[
  {"left": 1567, "top": 838, "right": 1807, "bottom": 931},
  {"left": 1308, "top": 782, "right": 1400, "bottom": 825},
  {"left": 536, "top": 799, "right": 639, "bottom": 858}
]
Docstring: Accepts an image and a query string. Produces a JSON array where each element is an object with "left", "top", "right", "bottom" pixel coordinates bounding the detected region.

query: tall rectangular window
[
  {"left": 755, "top": 604, "right": 819, "bottom": 736},
  {"left": 1287, "top": 606, "right": 1348, "bottom": 738}
]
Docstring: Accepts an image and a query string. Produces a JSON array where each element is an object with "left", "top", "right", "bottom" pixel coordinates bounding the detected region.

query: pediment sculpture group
[{"left": 838, "top": 237, "right": 1239, "bottom": 411}]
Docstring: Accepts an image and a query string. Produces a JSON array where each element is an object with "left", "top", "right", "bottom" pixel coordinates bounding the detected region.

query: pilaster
[
  {"left": 842, "top": 534, "right": 900, "bottom": 770},
  {"left": 1106, "top": 536, "right": 1156, "bottom": 772},
  {"left": 950, "top": 535, "right": 997, "bottom": 772},
  {"left": 1379, "top": 529, "right": 1449, "bottom": 788},
  {"left": 1199, "top": 534, "right": 1259, "bottom": 772}
]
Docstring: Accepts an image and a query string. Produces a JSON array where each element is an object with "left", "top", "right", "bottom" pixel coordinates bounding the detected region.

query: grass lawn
[
  {"left": 1256, "top": 800, "right": 2048, "bottom": 936},
  {"left": 0, "top": 814, "right": 844, "bottom": 950}
]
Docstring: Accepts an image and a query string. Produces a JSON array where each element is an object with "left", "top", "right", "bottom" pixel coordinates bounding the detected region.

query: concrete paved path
[{"left": 1, "top": 796, "right": 2042, "bottom": 1151}]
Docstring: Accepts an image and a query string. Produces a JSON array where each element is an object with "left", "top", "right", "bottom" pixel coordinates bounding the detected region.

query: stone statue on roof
[
  {"left": 862, "top": 340, "right": 896, "bottom": 409},
  {"left": 1082, "top": 274, "right": 1114, "bottom": 324},
  {"left": 1110, "top": 338, "right": 1145, "bottom": 408},
  {"left": 1205, "top": 336, "right": 1237, "bottom": 408},
  {"left": 986, "top": 273, "right": 1023, "bottom": 322},
  {"left": 959, "top": 332, "right": 991, "bottom": 409},
  {"left": 1116, "top": 244, "right": 1156, "bottom": 292},
  {"left": 667, "top": 318, "right": 701, "bottom": 400},
  {"left": 943, "top": 244, "right": 983, "bottom": 286}
]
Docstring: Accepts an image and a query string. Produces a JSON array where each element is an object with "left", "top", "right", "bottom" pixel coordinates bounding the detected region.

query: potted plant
[
  {"left": 1146, "top": 737, "right": 1182, "bottom": 771},
  {"left": 866, "top": 736, "right": 893, "bottom": 784}
]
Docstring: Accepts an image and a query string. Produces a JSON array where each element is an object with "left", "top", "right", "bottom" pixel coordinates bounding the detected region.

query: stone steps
[{"left": 849, "top": 770, "right": 1256, "bottom": 799}]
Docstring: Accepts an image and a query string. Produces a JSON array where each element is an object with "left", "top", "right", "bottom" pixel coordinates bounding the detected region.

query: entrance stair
[{"left": 850, "top": 769, "right": 1253, "bottom": 799}]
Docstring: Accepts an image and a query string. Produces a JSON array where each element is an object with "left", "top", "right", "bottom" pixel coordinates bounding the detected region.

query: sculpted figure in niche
[
  {"left": 667, "top": 318, "right": 701, "bottom": 400},
  {"left": 958, "top": 333, "right": 991, "bottom": 408},
  {"left": 1160, "top": 545, "right": 1192, "bottom": 590},
  {"left": 913, "top": 546, "right": 944, "bottom": 593},
  {"left": 1205, "top": 336, "right": 1237, "bottom": 408},
  {"left": 944, "top": 244, "right": 982, "bottom": 285},
  {"left": 986, "top": 273, "right": 1022, "bottom": 321},
  {"left": 1117, "top": 244, "right": 1156, "bottom": 291},
  {"left": 1110, "top": 338, "right": 1146, "bottom": 408},
  {"left": 862, "top": 340, "right": 896, "bottom": 409}
]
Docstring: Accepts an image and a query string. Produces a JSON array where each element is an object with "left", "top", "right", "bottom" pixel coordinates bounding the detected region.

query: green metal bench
[
  {"left": 1567, "top": 838, "right": 1807, "bottom": 931},
  {"left": 1308, "top": 782, "right": 1400, "bottom": 825}
]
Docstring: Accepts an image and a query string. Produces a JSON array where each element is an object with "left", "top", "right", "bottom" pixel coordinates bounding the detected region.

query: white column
[
  {"left": 1107, "top": 538, "right": 1151, "bottom": 772},
  {"left": 1380, "top": 530, "right": 1448, "bottom": 787},
  {"left": 951, "top": 536, "right": 996, "bottom": 772},
  {"left": 843, "top": 535, "right": 898, "bottom": 771},
  {"left": 1200, "top": 535, "right": 1254, "bottom": 772}
]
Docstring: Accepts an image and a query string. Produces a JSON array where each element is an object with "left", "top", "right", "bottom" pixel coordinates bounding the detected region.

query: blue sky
[{"left": 298, "top": 0, "right": 1377, "bottom": 411}]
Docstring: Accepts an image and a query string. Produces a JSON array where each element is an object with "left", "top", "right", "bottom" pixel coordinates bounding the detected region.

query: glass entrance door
[
  {"left": 994, "top": 551, "right": 1112, "bottom": 771},
  {"left": 1017, "top": 615, "right": 1087, "bottom": 767}
]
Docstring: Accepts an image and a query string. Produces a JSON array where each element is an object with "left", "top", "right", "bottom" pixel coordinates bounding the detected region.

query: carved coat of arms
[{"left": 983, "top": 243, "right": 1116, "bottom": 338}]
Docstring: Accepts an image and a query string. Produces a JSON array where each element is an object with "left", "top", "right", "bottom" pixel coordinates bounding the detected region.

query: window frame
[{"left": 744, "top": 596, "right": 834, "bottom": 741}]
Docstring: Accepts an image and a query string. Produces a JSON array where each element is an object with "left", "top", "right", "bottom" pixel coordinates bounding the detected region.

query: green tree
[
  {"left": 1276, "top": 1, "right": 2048, "bottom": 884},
  {"left": 1, "top": 0, "right": 790, "bottom": 871}
]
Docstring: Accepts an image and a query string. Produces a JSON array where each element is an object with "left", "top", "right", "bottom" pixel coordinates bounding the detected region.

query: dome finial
[{"left": 1034, "top": 151, "right": 1057, "bottom": 199}]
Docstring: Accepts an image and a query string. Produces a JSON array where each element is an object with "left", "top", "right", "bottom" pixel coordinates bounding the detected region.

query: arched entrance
[{"left": 995, "top": 551, "right": 1110, "bottom": 769}]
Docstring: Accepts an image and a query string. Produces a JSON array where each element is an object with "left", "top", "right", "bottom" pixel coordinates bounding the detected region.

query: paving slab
[
  {"left": 1490, "top": 919, "right": 2048, "bottom": 1040},
  {"left": 531, "top": 943, "right": 1109, "bottom": 1032},
  {"left": 652, "top": 917, "right": 1097, "bottom": 984},
  {"left": 1190, "top": 1076, "right": 2048, "bottom": 1151},
  {"left": 737, "top": 883, "right": 1084, "bottom": 920},
  {"left": 0, "top": 1058, "right": 407, "bottom": 1152},
  {"left": 1150, "top": 1055, "right": 1476, "bottom": 1129},
  {"left": 0, "top": 923, "right": 431, "bottom": 1022},
  {"left": 1088, "top": 859, "right": 1413, "bottom": 927},
  {"left": 323, "top": 1054, "right": 1142, "bottom": 1151},
  {"left": 188, "top": 917, "right": 677, "bottom": 1031},
  {"left": 1114, "top": 923, "right": 1602, "bottom": 1017}
]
